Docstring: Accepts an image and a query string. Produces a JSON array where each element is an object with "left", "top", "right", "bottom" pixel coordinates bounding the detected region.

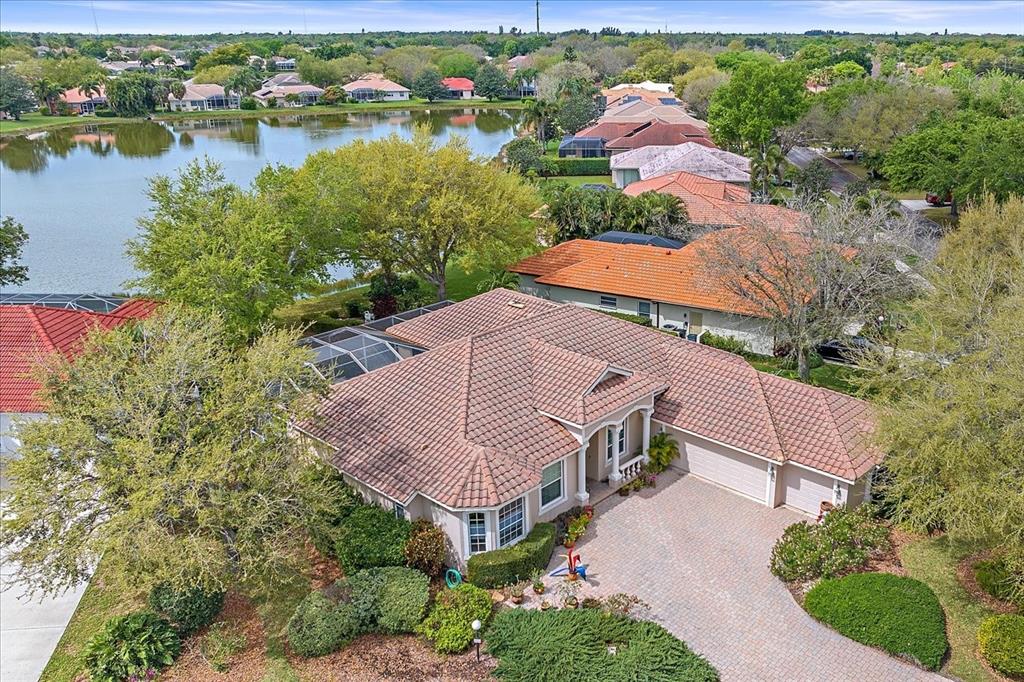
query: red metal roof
[{"left": 1, "top": 301, "right": 158, "bottom": 413}]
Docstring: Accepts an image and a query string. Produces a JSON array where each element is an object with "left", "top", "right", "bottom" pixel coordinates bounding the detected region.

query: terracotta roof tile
[{"left": 302, "top": 290, "right": 881, "bottom": 509}]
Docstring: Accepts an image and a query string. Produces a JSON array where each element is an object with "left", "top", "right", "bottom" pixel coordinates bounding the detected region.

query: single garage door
[
  {"left": 780, "top": 465, "right": 834, "bottom": 515},
  {"left": 674, "top": 429, "right": 767, "bottom": 502}
]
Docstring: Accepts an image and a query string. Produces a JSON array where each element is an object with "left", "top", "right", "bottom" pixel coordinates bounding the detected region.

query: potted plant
[
  {"left": 566, "top": 515, "right": 588, "bottom": 546},
  {"left": 510, "top": 582, "right": 525, "bottom": 605},
  {"left": 540, "top": 599, "right": 552, "bottom": 611},
  {"left": 582, "top": 505, "right": 594, "bottom": 520},
  {"left": 531, "top": 569, "right": 545, "bottom": 595},
  {"left": 556, "top": 578, "right": 581, "bottom": 609}
]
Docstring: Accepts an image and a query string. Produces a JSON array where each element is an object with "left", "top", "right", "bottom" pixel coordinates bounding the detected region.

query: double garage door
[{"left": 672, "top": 428, "right": 767, "bottom": 502}]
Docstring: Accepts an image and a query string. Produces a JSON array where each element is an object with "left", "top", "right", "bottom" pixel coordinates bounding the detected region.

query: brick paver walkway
[{"left": 564, "top": 469, "right": 943, "bottom": 681}]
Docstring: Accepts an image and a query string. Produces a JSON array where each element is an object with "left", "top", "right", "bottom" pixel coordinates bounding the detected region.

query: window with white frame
[
  {"left": 599, "top": 295, "right": 617, "bottom": 309},
  {"left": 498, "top": 497, "right": 525, "bottom": 547},
  {"left": 393, "top": 502, "right": 405, "bottom": 519},
  {"left": 540, "top": 461, "right": 564, "bottom": 509},
  {"left": 605, "top": 419, "right": 627, "bottom": 462},
  {"left": 467, "top": 512, "right": 487, "bottom": 554}
]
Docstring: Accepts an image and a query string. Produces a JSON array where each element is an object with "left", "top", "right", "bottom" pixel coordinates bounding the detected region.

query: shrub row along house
[{"left": 296, "top": 289, "right": 881, "bottom": 568}]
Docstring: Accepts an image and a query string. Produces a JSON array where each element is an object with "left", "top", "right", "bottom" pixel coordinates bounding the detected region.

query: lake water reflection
[{"left": 0, "top": 108, "right": 521, "bottom": 293}]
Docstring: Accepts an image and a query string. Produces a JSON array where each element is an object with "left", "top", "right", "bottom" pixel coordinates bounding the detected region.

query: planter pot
[
  {"left": 567, "top": 572, "right": 579, "bottom": 582},
  {"left": 563, "top": 597, "right": 578, "bottom": 609},
  {"left": 511, "top": 594, "right": 523, "bottom": 605},
  {"left": 533, "top": 584, "right": 545, "bottom": 595},
  {"left": 564, "top": 541, "right": 575, "bottom": 550},
  {"left": 540, "top": 600, "right": 552, "bottom": 611}
]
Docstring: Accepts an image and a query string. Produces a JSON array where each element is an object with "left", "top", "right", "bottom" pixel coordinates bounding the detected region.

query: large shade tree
[
  {"left": 0, "top": 216, "right": 29, "bottom": 286},
  {"left": 0, "top": 307, "right": 345, "bottom": 597},
  {"left": 862, "top": 196, "right": 1024, "bottom": 602},
  {"left": 707, "top": 61, "right": 807, "bottom": 151},
  {"left": 289, "top": 127, "right": 539, "bottom": 300},
  {"left": 128, "top": 157, "right": 347, "bottom": 341}
]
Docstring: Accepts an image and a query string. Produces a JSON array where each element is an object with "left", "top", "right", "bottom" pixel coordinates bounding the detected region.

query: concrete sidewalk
[{"left": 1, "top": 553, "right": 86, "bottom": 682}]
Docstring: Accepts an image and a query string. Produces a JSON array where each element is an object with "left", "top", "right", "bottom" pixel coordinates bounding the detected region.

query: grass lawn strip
[
  {"left": 804, "top": 572, "right": 948, "bottom": 671},
  {"left": 900, "top": 536, "right": 1001, "bottom": 682}
]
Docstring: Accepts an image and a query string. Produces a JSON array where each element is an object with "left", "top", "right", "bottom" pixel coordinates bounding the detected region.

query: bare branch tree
[{"left": 695, "top": 196, "right": 931, "bottom": 381}]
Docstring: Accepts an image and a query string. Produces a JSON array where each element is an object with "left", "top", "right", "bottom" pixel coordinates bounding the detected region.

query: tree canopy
[
  {"left": 0, "top": 216, "right": 29, "bottom": 287},
  {"left": 0, "top": 69, "right": 37, "bottom": 120},
  {"left": 127, "top": 158, "right": 347, "bottom": 341},
  {"left": 411, "top": 68, "right": 447, "bottom": 102},
  {"left": 0, "top": 307, "right": 344, "bottom": 597},
  {"left": 708, "top": 61, "right": 807, "bottom": 150}
]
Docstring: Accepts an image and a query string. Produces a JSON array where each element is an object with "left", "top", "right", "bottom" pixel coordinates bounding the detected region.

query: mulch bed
[
  {"left": 289, "top": 633, "right": 496, "bottom": 681},
  {"left": 161, "top": 592, "right": 269, "bottom": 682},
  {"left": 956, "top": 551, "right": 1020, "bottom": 616}
]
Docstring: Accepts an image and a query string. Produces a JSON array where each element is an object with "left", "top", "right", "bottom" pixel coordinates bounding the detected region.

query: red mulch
[
  {"left": 289, "top": 633, "right": 496, "bottom": 681},
  {"left": 161, "top": 592, "right": 269, "bottom": 682}
]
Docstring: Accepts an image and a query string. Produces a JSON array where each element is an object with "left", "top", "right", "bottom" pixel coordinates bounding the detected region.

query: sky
[{"left": 0, "top": 0, "right": 1021, "bottom": 36}]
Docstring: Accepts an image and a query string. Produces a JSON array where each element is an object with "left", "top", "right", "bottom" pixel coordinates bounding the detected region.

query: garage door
[
  {"left": 780, "top": 465, "right": 834, "bottom": 515},
  {"left": 674, "top": 430, "right": 767, "bottom": 502}
]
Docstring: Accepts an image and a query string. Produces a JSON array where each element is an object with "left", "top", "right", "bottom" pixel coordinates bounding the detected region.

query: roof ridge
[
  {"left": 814, "top": 386, "right": 856, "bottom": 476},
  {"left": 25, "top": 306, "right": 59, "bottom": 353},
  {"left": 754, "top": 372, "right": 789, "bottom": 464},
  {"left": 459, "top": 336, "right": 475, "bottom": 440}
]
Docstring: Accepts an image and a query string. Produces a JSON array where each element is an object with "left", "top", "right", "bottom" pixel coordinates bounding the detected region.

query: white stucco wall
[{"left": 518, "top": 278, "right": 775, "bottom": 354}]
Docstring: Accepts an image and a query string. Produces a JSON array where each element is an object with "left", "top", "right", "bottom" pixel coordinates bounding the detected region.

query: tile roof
[
  {"left": 1, "top": 301, "right": 158, "bottom": 413},
  {"left": 606, "top": 121, "right": 716, "bottom": 150},
  {"left": 342, "top": 77, "right": 410, "bottom": 93},
  {"left": 610, "top": 142, "right": 751, "bottom": 184},
  {"left": 575, "top": 120, "right": 647, "bottom": 140},
  {"left": 62, "top": 86, "right": 106, "bottom": 104},
  {"left": 302, "top": 290, "right": 881, "bottom": 509},
  {"left": 600, "top": 101, "right": 709, "bottom": 129},
  {"left": 442, "top": 77, "right": 474, "bottom": 90}
]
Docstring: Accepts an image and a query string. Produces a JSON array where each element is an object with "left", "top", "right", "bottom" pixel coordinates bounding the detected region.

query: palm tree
[
  {"left": 524, "top": 98, "right": 555, "bottom": 146},
  {"left": 78, "top": 76, "right": 105, "bottom": 101},
  {"left": 32, "top": 78, "right": 62, "bottom": 115},
  {"left": 749, "top": 143, "right": 785, "bottom": 203},
  {"left": 169, "top": 80, "right": 186, "bottom": 101},
  {"left": 225, "top": 67, "right": 261, "bottom": 99}
]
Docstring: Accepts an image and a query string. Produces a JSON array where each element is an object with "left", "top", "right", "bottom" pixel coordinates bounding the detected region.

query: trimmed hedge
[
  {"left": 84, "top": 611, "right": 181, "bottom": 682},
  {"left": 148, "top": 583, "right": 225, "bottom": 636},
  {"left": 700, "top": 331, "right": 749, "bottom": 355},
  {"left": 804, "top": 573, "right": 947, "bottom": 670},
  {"left": 287, "top": 591, "right": 360, "bottom": 658},
  {"left": 334, "top": 504, "right": 411, "bottom": 573},
  {"left": 485, "top": 608, "right": 719, "bottom": 682},
  {"left": 467, "top": 522, "right": 556, "bottom": 588},
  {"left": 978, "top": 614, "right": 1024, "bottom": 677},
  {"left": 417, "top": 583, "right": 494, "bottom": 654},
  {"left": 348, "top": 567, "right": 430, "bottom": 634},
  {"left": 599, "top": 310, "right": 652, "bottom": 327},
  {"left": 549, "top": 157, "right": 610, "bottom": 176}
]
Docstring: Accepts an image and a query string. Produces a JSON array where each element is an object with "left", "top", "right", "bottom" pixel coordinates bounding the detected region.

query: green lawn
[
  {"left": 0, "top": 112, "right": 131, "bottom": 135},
  {"left": 39, "top": 564, "right": 145, "bottom": 682},
  {"left": 899, "top": 536, "right": 999, "bottom": 682},
  {"left": 539, "top": 175, "right": 614, "bottom": 187},
  {"left": 745, "top": 356, "right": 866, "bottom": 395}
]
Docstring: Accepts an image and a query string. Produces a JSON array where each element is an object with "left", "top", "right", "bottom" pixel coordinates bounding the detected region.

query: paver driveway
[{"left": 569, "top": 469, "right": 942, "bottom": 682}]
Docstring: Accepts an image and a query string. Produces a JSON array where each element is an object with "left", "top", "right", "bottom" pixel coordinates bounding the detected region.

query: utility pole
[
  {"left": 536, "top": 0, "right": 540, "bottom": 33},
  {"left": 90, "top": 0, "right": 99, "bottom": 36}
]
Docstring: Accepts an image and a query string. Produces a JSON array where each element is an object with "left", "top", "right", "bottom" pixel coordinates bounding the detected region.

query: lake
[{"left": 0, "top": 108, "right": 522, "bottom": 294}]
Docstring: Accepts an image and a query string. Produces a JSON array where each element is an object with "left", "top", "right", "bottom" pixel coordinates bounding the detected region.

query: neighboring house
[
  {"left": 167, "top": 82, "right": 240, "bottom": 112},
  {"left": 601, "top": 86, "right": 679, "bottom": 109},
  {"left": 442, "top": 77, "right": 475, "bottom": 99},
  {"left": 341, "top": 75, "right": 411, "bottom": 102},
  {"left": 60, "top": 86, "right": 106, "bottom": 115},
  {"left": 0, "top": 300, "right": 158, "bottom": 463},
  {"left": 101, "top": 60, "right": 144, "bottom": 74},
  {"left": 605, "top": 121, "right": 716, "bottom": 155},
  {"left": 599, "top": 100, "right": 709, "bottom": 130},
  {"left": 506, "top": 54, "right": 532, "bottom": 72},
  {"left": 269, "top": 56, "right": 297, "bottom": 71},
  {"left": 610, "top": 142, "right": 751, "bottom": 188},
  {"left": 262, "top": 72, "right": 304, "bottom": 88},
  {"left": 608, "top": 80, "right": 674, "bottom": 93},
  {"left": 557, "top": 120, "right": 648, "bottom": 158},
  {"left": 252, "top": 84, "right": 325, "bottom": 107},
  {"left": 296, "top": 289, "right": 881, "bottom": 567}
]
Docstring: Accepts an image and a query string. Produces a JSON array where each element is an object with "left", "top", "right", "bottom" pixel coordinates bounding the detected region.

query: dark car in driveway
[{"left": 817, "top": 336, "right": 874, "bottom": 364}]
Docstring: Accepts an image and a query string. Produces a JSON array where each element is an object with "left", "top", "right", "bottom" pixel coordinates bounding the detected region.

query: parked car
[
  {"left": 925, "top": 191, "right": 952, "bottom": 206},
  {"left": 816, "top": 336, "right": 875, "bottom": 364}
]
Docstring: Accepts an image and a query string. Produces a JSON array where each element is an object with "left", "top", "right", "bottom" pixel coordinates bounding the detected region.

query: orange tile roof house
[
  {"left": 441, "top": 77, "right": 475, "bottom": 99},
  {"left": 0, "top": 300, "right": 158, "bottom": 457},
  {"left": 559, "top": 120, "right": 714, "bottom": 159},
  {"left": 61, "top": 86, "right": 107, "bottom": 115},
  {"left": 297, "top": 289, "right": 880, "bottom": 565}
]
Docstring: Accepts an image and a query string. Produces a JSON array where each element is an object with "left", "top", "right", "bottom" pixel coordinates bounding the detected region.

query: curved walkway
[{"left": 571, "top": 470, "right": 942, "bottom": 681}]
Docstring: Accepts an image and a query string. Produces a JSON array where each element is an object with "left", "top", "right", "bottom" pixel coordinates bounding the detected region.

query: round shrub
[
  {"left": 978, "top": 614, "right": 1024, "bottom": 677},
  {"left": 770, "top": 505, "right": 890, "bottom": 582},
  {"left": 348, "top": 566, "right": 430, "bottom": 634},
  {"left": 148, "top": 583, "right": 225, "bottom": 636},
  {"left": 804, "top": 573, "right": 947, "bottom": 670},
  {"left": 404, "top": 519, "right": 447, "bottom": 577},
  {"left": 286, "top": 591, "right": 360, "bottom": 658},
  {"left": 334, "top": 504, "right": 411, "bottom": 573},
  {"left": 417, "top": 583, "right": 493, "bottom": 654},
  {"left": 84, "top": 611, "right": 181, "bottom": 682},
  {"left": 974, "top": 558, "right": 1022, "bottom": 607}
]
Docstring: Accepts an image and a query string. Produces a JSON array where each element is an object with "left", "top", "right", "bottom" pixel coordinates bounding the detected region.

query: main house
[
  {"left": 559, "top": 120, "right": 714, "bottom": 159},
  {"left": 167, "top": 82, "right": 240, "bottom": 112},
  {"left": 442, "top": 77, "right": 475, "bottom": 99},
  {"left": 611, "top": 142, "right": 751, "bottom": 188},
  {"left": 297, "top": 290, "right": 880, "bottom": 567},
  {"left": 341, "top": 75, "right": 411, "bottom": 102},
  {"left": 253, "top": 83, "right": 325, "bottom": 107}
]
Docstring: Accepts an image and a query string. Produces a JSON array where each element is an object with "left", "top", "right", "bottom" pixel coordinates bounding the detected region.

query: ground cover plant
[
  {"left": 417, "top": 583, "right": 493, "bottom": 654},
  {"left": 485, "top": 607, "right": 719, "bottom": 682},
  {"left": 974, "top": 558, "right": 1023, "bottom": 607},
  {"left": 804, "top": 573, "right": 947, "bottom": 670},
  {"left": 770, "top": 505, "right": 890, "bottom": 582},
  {"left": 83, "top": 611, "right": 181, "bottom": 682},
  {"left": 977, "top": 614, "right": 1024, "bottom": 678}
]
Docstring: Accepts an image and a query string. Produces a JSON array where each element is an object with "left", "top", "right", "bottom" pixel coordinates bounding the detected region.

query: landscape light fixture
[{"left": 472, "top": 619, "right": 482, "bottom": 661}]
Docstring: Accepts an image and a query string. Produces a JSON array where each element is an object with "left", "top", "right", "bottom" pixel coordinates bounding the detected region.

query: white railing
[{"left": 618, "top": 455, "right": 645, "bottom": 483}]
